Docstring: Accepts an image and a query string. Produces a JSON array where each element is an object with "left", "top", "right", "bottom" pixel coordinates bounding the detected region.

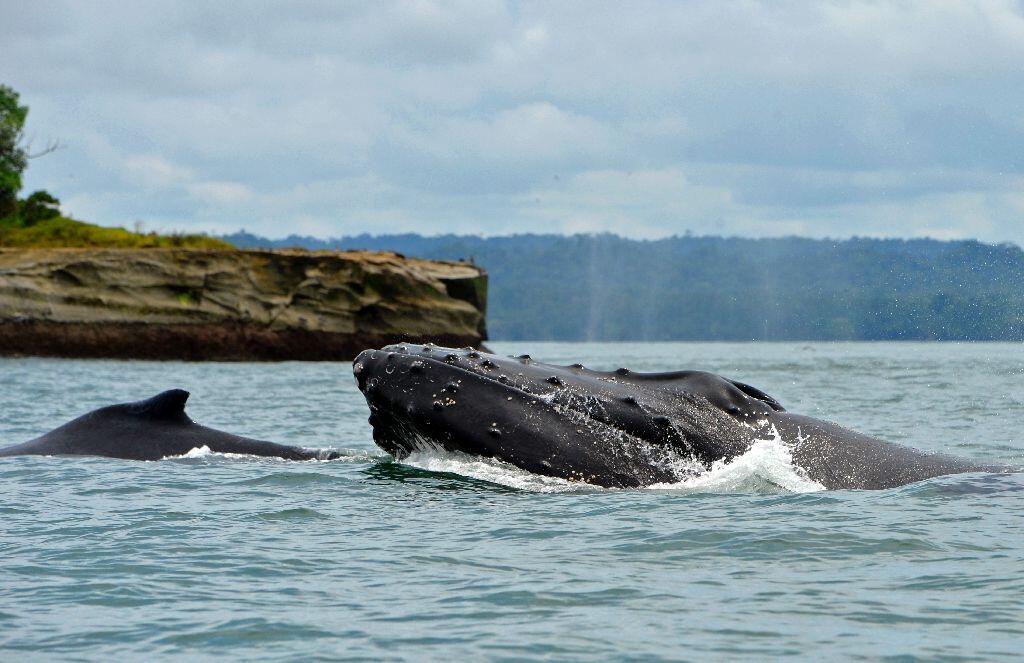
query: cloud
[
  {"left": 379, "top": 102, "right": 619, "bottom": 193},
  {"left": 512, "top": 168, "right": 736, "bottom": 237},
  {"left": 122, "top": 155, "right": 193, "bottom": 188},
  {"left": 2, "top": 0, "right": 1023, "bottom": 242}
]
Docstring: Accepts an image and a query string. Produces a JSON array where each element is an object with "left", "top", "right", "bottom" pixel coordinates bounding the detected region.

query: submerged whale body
[
  {"left": 0, "top": 389, "right": 339, "bottom": 461},
  {"left": 354, "top": 344, "right": 1007, "bottom": 490}
]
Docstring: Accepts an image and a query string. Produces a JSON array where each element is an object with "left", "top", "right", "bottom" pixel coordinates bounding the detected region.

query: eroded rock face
[{"left": 0, "top": 248, "right": 487, "bottom": 360}]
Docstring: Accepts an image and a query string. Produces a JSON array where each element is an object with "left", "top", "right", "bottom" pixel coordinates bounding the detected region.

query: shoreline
[{"left": 0, "top": 320, "right": 483, "bottom": 361}]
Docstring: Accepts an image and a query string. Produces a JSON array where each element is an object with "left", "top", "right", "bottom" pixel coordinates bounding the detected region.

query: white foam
[
  {"left": 648, "top": 430, "right": 825, "bottom": 494},
  {"left": 162, "top": 446, "right": 380, "bottom": 462},
  {"left": 401, "top": 427, "right": 824, "bottom": 495},
  {"left": 178, "top": 445, "right": 214, "bottom": 458},
  {"left": 403, "top": 450, "right": 592, "bottom": 493},
  {"left": 164, "top": 445, "right": 266, "bottom": 460}
]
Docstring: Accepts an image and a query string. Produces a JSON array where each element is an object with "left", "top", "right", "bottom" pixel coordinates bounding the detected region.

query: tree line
[{"left": 225, "top": 231, "right": 1024, "bottom": 341}]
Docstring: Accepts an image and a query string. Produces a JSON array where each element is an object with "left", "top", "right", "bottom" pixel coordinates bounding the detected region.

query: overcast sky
[{"left": 3, "top": 0, "right": 1024, "bottom": 241}]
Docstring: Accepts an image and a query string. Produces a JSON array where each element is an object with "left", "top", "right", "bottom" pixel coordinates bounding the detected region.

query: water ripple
[{"left": 1, "top": 345, "right": 1024, "bottom": 660}]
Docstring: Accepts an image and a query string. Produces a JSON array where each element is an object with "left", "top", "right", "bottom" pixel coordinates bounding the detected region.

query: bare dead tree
[{"left": 26, "top": 137, "right": 62, "bottom": 160}]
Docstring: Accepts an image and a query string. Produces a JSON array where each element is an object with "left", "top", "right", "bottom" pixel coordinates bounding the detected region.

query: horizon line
[{"left": 220, "top": 228, "right": 1021, "bottom": 249}]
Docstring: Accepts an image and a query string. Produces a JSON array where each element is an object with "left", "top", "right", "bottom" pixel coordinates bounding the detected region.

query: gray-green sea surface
[{"left": 1, "top": 342, "right": 1022, "bottom": 660}]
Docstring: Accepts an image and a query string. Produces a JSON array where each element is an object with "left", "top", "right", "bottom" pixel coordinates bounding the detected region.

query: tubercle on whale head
[
  {"left": 352, "top": 343, "right": 600, "bottom": 426},
  {"left": 352, "top": 344, "right": 544, "bottom": 460}
]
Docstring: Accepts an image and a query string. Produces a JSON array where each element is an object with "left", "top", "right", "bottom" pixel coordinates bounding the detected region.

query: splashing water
[
  {"left": 649, "top": 432, "right": 825, "bottom": 494},
  {"left": 403, "top": 450, "right": 591, "bottom": 493},
  {"left": 174, "top": 444, "right": 218, "bottom": 458},
  {"left": 402, "top": 427, "right": 824, "bottom": 495}
]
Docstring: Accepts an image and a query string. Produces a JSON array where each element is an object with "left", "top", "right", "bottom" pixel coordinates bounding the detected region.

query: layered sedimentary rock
[{"left": 0, "top": 248, "right": 487, "bottom": 360}]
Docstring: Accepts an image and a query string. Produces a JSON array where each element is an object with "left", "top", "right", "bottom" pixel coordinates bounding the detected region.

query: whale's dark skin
[
  {"left": 0, "top": 389, "right": 340, "bottom": 461},
  {"left": 353, "top": 344, "right": 1008, "bottom": 490}
]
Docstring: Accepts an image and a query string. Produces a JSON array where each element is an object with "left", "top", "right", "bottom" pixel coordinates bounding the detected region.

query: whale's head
[{"left": 353, "top": 344, "right": 780, "bottom": 487}]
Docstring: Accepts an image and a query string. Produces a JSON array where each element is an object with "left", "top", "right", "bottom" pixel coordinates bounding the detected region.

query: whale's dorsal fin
[{"left": 127, "top": 389, "right": 192, "bottom": 421}]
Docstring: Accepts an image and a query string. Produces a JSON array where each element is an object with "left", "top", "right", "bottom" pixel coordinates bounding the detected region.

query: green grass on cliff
[{"left": 0, "top": 216, "right": 232, "bottom": 249}]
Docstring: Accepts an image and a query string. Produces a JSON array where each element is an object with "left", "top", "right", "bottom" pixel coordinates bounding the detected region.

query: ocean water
[{"left": 1, "top": 342, "right": 1023, "bottom": 661}]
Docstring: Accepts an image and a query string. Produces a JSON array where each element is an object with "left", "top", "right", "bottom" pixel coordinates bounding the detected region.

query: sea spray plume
[
  {"left": 354, "top": 344, "right": 1010, "bottom": 490},
  {"left": 0, "top": 389, "right": 343, "bottom": 461}
]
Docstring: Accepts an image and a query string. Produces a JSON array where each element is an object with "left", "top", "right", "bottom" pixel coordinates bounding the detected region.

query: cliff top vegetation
[{"left": 0, "top": 215, "right": 232, "bottom": 249}]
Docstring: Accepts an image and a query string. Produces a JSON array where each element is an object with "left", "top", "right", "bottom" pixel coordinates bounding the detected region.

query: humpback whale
[
  {"left": 0, "top": 389, "right": 339, "bottom": 461},
  {"left": 353, "top": 344, "right": 1008, "bottom": 490}
]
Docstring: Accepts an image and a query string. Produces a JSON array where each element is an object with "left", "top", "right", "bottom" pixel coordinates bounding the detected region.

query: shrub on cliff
[{"left": 20, "top": 190, "right": 62, "bottom": 226}]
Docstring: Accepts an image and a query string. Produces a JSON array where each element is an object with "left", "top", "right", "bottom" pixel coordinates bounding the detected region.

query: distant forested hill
[{"left": 223, "top": 231, "right": 1024, "bottom": 341}]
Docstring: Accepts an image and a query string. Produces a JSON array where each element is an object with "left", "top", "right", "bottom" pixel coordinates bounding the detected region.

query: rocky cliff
[{"left": 0, "top": 248, "right": 487, "bottom": 360}]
